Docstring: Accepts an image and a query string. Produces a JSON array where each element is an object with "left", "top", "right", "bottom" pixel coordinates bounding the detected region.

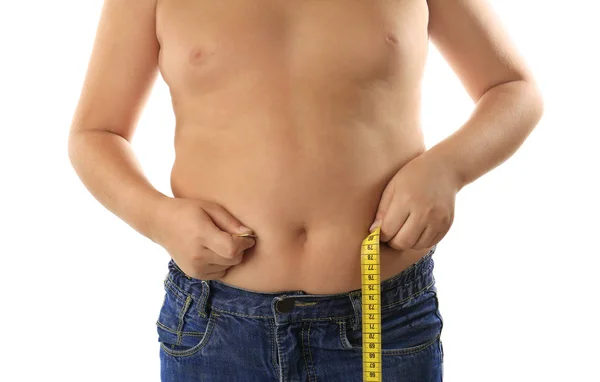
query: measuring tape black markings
[{"left": 361, "top": 226, "right": 382, "bottom": 382}]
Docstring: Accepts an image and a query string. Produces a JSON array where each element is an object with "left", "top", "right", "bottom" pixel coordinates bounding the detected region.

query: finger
[
  {"left": 371, "top": 182, "right": 395, "bottom": 231},
  {"left": 203, "top": 203, "right": 254, "bottom": 235},
  {"left": 430, "top": 228, "right": 449, "bottom": 247},
  {"left": 204, "top": 269, "right": 227, "bottom": 280},
  {"left": 389, "top": 213, "right": 424, "bottom": 250},
  {"left": 232, "top": 235, "right": 257, "bottom": 253},
  {"left": 379, "top": 197, "right": 410, "bottom": 242},
  {"left": 202, "top": 226, "right": 255, "bottom": 259},
  {"left": 202, "top": 262, "right": 230, "bottom": 273},
  {"left": 208, "top": 249, "right": 245, "bottom": 267},
  {"left": 429, "top": 232, "right": 442, "bottom": 247},
  {"left": 195, "top": 209, "right": 255, "bottom": 257},
  {"left": 413, "top": 225, "right": 437, "bottom": 250}
]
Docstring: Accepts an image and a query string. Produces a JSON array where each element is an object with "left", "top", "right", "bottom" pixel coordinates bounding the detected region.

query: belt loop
[
  {"left": 349, "top": 291, "right": 362, "bottom": 331},
  {"left": 197, "top": 280, "right": 211, "bottom": 318}
]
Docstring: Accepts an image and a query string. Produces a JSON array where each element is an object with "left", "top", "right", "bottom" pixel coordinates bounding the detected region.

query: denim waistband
[{"left": 165, "top": 244, "right": 437, "bottom": 326}]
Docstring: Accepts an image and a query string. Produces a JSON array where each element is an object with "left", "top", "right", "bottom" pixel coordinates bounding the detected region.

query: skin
[{"left": 68, "top": 0, "right": 543, "bottom": 294}]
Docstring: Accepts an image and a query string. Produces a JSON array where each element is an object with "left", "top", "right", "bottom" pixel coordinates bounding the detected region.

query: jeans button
[{"left": 276, "top": 298, "right": 295, "bottom": 313}]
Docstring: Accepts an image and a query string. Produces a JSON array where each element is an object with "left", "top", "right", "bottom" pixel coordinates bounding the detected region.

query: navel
[{"left": 296, "top": 226, "right": 308, "bottom": 244}]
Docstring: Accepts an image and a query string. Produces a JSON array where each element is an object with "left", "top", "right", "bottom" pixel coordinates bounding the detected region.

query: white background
[{"left": 1, "top": 1, "right": 598, "bottom": 381}]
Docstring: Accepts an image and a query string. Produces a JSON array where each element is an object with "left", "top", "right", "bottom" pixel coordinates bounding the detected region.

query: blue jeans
[{"left": 157, "top": 245, "right": 444, "bottom": 381}]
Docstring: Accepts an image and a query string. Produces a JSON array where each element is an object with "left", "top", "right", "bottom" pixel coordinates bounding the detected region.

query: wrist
[
  {"left": 147, "top": 193, "right": 174, "bottom": 245},
  {"left": 420, "top": 146, "right": 466, "bottom": 193}
]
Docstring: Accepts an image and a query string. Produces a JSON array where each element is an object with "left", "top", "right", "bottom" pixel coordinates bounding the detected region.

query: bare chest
[{"left": 156, "top": 0, "right": 430, "bottom": 91}]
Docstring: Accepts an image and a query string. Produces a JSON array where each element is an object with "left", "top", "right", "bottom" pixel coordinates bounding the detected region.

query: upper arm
[
  {"left": 426, "top": 0, "right": 537, "bottom": 102},
  {"left": 69, "top": 0, "right": 160, "bottom": 142}
]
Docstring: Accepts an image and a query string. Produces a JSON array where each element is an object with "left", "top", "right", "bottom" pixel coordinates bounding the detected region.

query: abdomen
[{"left": 159, "top": 0, "right": 432, "bottom": 293}]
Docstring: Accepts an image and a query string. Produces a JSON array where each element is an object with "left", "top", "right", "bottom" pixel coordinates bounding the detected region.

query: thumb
[
  {"left": 204, "top": 203, "right": 253, "bottom": 234},
  {"left": 370, "top": 183, "right": 394, "bottom": 232}
]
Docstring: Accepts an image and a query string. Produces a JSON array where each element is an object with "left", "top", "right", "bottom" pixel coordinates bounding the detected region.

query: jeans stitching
[
  {"left": 212, "top": 306, "right": 271, "bottom": 319},
  {"left": 156, "top": 320, "right": 204, "bottom": 337},
  {"left": 159, "top": 311, "right": 219, "bottom": 357},
  {"left": 196, "top": 281, "right": 209, "bottom": 319},
  {"left": 338, "top": 321, "right": 346, "bottom": 349},
  {"left": 165, "top": 275, "right": 188, "bottom": 296},
  {"left": 301, "top": 323, "right": 313, "bottom": 382},
  {"left": 381, "top": 278, "right": 436, "bottom": 310},
  {"left": 341, "top": 330, "right": 441, "bottom": 356},
  {"left": 275, "top": 323, "right": 284, "bottom": 382},
  {"left": 307, "top": 321, "right": 317, "bottom": 381},
  {"left": 268, "top": 318, "right": 279, "bottom": 376},
  {"left": 338, "top": 320, "right": 353, "bottom": 350},
  {"left": 175, "top": 295, "right": 192, "bottom": 346},
  {"left": 378, "top": 332, "right": 441, "bottom": 356},
  {"left": 433, "top": 290, "right": 444, "bottom": 334},
  {"left": 339, "top": 292, "right": 442, "bottom": 356},
  {"left": 164, "top": 278, "right": 189, "bottom": 304},
  {"left": 433, "top": 288, "right": 445, "bottom": 367},
  {"left": 211, "top": 305, "right": 356, "bottom": 322}
]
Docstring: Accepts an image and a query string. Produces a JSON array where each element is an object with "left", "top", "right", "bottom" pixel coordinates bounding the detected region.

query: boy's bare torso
[{"left": 155, "top": 0, "right": 433, "bottom": 294}]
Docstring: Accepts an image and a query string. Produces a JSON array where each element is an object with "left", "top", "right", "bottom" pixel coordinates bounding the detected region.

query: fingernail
[
  {"left": 237, "top": 226, "right": 253, "bottom": 233},
  {"left": 369, "top": 220, "right": 381, "bottom": 232}
]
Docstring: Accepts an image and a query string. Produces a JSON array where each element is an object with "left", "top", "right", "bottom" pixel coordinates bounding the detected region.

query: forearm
[
  {"left": 67, "top": 129, "right": 169, "bottom": 243},
  {"left": 424, "top": 80, "right": 544, "bottom": 191}
]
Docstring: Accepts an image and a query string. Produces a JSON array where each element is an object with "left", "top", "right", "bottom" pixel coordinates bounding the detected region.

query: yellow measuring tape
[{"left": 361, "top": 226, "right": 382, "bottom": 382}]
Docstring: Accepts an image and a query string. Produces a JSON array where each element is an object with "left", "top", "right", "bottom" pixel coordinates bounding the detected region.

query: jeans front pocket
[
  {"left": 340, "top": 284, "right": 443, "bottom": 356},
  {"left": 156, "top": 276, "right": 217, "bottom": 358}
]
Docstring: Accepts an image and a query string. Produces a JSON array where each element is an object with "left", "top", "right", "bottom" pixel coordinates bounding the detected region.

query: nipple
[{"left": 189, "top": 48, "right": 204, "bottom": 65}]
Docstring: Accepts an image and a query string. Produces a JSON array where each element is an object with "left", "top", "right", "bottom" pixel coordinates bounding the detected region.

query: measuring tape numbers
[{"left": 361, "top": 226, "right": 382, "bottom": 382}]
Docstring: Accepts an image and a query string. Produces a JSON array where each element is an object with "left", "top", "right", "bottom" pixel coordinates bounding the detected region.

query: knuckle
[
  {"left": 424, "top": 205, "right": 438, "bottom": 217},
  {"left": 425, "top": 206, "right": 451, "bottom": 225},
  {"left": 192, "top": 231, "right": 208, "bottom": 247},
  {"left": 221, "top": 239, "right": 238, "bottom": 258},
  {"left": 197, "top": 200, "right": 216, "bottom": 213},
  {"left": 437, "top": 206, "right": 449, "bottom": 217},
  {"left": 431, "top": 207, "right": 448, "bottom": 219},
  {"left": 439, "top": 214, "right": 450, "bottom": 225},
  {"left": 191, "top": 245, "right": 208, "bottom": 261},
  {"left": 425, "top": 204, "right": 443, "bottom": 217},
  {"left": 208, "top": 233, "right": 233, "bottom": 258},
  {"left": 191, "top": 237, "right": 204, "bottom": 249},
  {"left": 434, "top": 210, "right": 453, "bottom": 226},
  {"left": 390, "top": 237, "right": 410, "bottom": 250}
]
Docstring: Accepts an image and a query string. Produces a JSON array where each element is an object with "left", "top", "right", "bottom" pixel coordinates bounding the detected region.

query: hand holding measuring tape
[{"left": 370, "top": 153, "right": 459, "bottom": 251}]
